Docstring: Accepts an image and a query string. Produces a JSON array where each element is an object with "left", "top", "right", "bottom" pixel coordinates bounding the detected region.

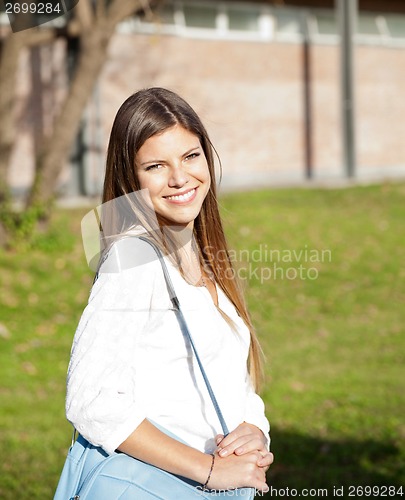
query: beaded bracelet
[{"left": 202, "top": 453, "right": 215, "bottom": 491}]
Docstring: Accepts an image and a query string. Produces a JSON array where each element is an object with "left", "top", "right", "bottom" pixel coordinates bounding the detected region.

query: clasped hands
[{"left": 211, "top": 422, "right": 274, "bottom": 492}]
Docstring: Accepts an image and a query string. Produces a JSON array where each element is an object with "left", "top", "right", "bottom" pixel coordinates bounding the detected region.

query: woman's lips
[{"left": 164, "top": 187, "right": 197, "bottom": 205}]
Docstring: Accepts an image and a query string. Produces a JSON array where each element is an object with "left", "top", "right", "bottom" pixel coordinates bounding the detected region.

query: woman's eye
[
  {"left": 145, "top": 164, "right": 162, "bottom": 171},
  {"left": 186, "top": 153, "right": 200, "bottom": 161}
]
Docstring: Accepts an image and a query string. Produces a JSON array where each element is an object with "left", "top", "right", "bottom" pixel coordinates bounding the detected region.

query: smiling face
[{"left": 135, "top": 125, "right": 211, "bottom": 229}]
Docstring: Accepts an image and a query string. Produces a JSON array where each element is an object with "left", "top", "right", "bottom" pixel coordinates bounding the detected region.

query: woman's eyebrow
[
  {"left": 139, "top": 159, "right": 165, "bottom": 167},
  {"left": 182, "top": 145, "right": 201, "bottom": 157}
]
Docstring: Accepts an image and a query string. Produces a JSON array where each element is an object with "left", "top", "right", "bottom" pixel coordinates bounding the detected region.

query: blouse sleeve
[
  {"left": 244, "top": 374, "right": 271, "bottom": 450},
  {"left": 65, "top": 237, "right": 169, "bottom": 455}
]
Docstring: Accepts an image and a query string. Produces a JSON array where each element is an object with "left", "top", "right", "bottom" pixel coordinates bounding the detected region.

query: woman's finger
[
  {"left": 257, "top": 451, "right": 274, "bottom": 470},
  {"left": 217, "top": 425, "right": 260, "bottom": 450},
  {"left": 215, "top": 434, "right": 224, "bottom": 446},
  {"left": 217, "top": 435, "right": 249, "bottom": 456},
  {"left": 234, "top": 436, "right": 267, "bottom": 456},
  {"left": 218, "top": 436, "right": 265, "bottom": 457}
]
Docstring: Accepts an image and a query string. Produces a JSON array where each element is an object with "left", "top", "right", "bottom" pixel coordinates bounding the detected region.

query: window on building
[
  {"left": 274, "top": 10, "right": 302, "bottom": 36},
  {"left": 183, "top": 4, "right": 217, "bottom": 29},
  {"left": 121, "top": 0, "right": 405, "bottom": 47},
  {"left": 358, "top": 14, "right": 381, "bottom": 36},
  {"left": 315, "top": 11, "right": 337, "bottom": 35},
  {"left": 385, "top": 14, "right": 405, "bottom": 38},
  {"left": 228, "top": 6, "right": 260, "bottom": 32}
]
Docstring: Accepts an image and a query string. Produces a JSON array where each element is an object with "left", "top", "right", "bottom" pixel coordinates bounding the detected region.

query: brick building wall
[
  {"left": 8, "top": 30, "right": 405, "bottom": 196},
  {"left": 101, "top": 34, "right": 306, "bottom": 188},
  {"left": 311, "top": 43, "right": 405, "bottom": 179},
  {"left": 98, "top": 32, "right": 405, "bottom": 188}
]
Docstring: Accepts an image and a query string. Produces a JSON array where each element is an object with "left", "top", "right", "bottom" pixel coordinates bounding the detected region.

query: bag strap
[{"left": 138, "top": 236, "right": 230, "bottom": 437}]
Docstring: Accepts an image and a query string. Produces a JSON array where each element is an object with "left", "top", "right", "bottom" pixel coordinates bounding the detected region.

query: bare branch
[
  {"left": 22, "top": 28, "right": 55, "bottom": 47},
  {"left": 96, "top": 0, "right": 106, "bottom": 21},
  {"left": 107, "top": 0, "right": 144, "bottom": 26},
  {"left": 140, "top": 0, "right": 154, "bottom": 22},
  {"left": 67, "top": 18, "right": 81, "bottom": 36},
  {"left": 75, "top": 0, "right": 94, "bottom": 32}
]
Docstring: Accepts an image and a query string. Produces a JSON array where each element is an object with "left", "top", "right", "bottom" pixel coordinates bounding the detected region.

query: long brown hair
[{"left": 102, "top": 88, "right": 263, "bottom": 389}]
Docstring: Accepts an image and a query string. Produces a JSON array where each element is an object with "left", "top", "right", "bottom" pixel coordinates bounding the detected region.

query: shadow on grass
[{"left": 259, "top": 428, "right": 404, "bottom": 498}]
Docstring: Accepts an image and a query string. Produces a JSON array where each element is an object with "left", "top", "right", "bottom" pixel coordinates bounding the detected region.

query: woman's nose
[{"left": 168, "top": 164, "right": 189, "bottom": 188}]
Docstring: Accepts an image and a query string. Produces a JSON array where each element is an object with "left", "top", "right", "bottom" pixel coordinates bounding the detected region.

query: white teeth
[{"left": 166, "top": 189, "right": 195, "bottom": 202}]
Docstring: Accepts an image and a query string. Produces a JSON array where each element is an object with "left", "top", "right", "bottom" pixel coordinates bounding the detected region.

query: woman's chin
[
  {"left": 156, "top": 210, "right": 199, "bottom": 228},
  {"left": 162, "top": 219, "right": 195, "bottom": 228}
]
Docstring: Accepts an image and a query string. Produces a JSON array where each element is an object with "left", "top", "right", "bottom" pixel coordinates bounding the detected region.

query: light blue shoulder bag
[{"left": 54, "top": 237, "right": 255, "bottom": 499}]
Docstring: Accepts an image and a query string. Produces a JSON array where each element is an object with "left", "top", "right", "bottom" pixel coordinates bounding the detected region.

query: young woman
[{"left": 66, "top": 88, "right": 273, "bottom": 493}]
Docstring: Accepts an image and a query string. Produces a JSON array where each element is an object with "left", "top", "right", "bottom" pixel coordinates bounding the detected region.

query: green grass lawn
[{"left": 0, "top": 182, "right": 404, "bottom": 499}]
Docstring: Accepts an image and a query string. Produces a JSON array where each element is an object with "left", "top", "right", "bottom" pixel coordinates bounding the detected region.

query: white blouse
[{"left": 66, "top": 237, "right": 270, "bottom": 455}]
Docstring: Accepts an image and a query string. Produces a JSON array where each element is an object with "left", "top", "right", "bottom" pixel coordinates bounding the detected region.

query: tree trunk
[
  {"left": 0, "top": 28, "right": 54, "bottom": 246},
  {"left": 0, "top": 0, "right": 149, "bottom": 246},
  {"left": 27, "top": 0, "right": 147, "bottom": 211},
  {"left": 27, "top": 26, "right": 114, "bottom": 209},
  {"left": 0, "top": 29, "right": 55, "bottom": 203},
  {"left": 0, "top": 34, "right": 23, "bottom": 206}
]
